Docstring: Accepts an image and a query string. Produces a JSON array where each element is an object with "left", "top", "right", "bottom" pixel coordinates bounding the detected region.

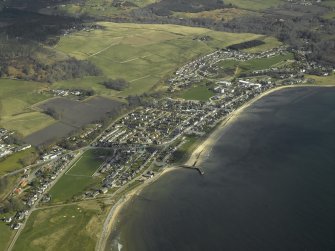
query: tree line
[{"left": 110, "top": 1, "right": 335, "bottom": 66}]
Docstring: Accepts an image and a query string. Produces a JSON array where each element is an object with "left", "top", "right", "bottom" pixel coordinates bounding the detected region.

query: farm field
[
  {"left": 0, "top": 174, "right": 20, "bottom": 202},
  {"left": 23, "top": 96, "right": 124, "bottom": 146},
  {"left": 244, "top": 37, "right": 282, "bottom": 53},
  {"left": 216, "top": 52, "right": 294, "bottom": 77},
  {"left": 54, "top": 22, "right": 269, "bottom": 96},
  {"left": 0, "top": 24, "right": 280, "bottom": 139},
  {"left": 38, "top": 96, "right": 124, "bottom": 128},
  {"left": 1, "top": 112, "right": 55, "bottom": 137},
  {"left": 321, "top": 2, "right": 335, "bottom": 20},
  {"left": 0, "top": 148, "right": 38, "bottom": 176},
  {"left": 23, "top": 122, "right": 75, "bottom": 146},
  {"left": 172, "top": 8, "right": 255, "bottom": 21},
  {"left": 239, "top": 53, "right": 294, "bottom": 72},
  {"left": 42, "top": 0, "right": 155, "bottom": 17},
  {"left": 323, "top": 11, "right": 335, "bottom": 20},
  {"left": 306, "top": 74, "right": 335, "bottom": 86},
  {"left": 12, "top": 200, "right": 110, "bottom": 251},
  {"left": 49, "top": 150, "right": 105, "bottom": 203},
  {"left": 179, "top": 85, "right": 214, "bottom": 101},
  {"left": 224, "top": 0, "right": 283, "bottom": 11},
  {"left": 0, "top": 221, "right": 13, "bottom": 251},
  {"left": 321, "top": 0, "right": 335, "bottom": 7},
  {"left": 0, "top": 79, "right": 53, "bottom": 136}
]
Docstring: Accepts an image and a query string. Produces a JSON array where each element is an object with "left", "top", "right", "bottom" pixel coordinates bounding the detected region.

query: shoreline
[
  {"left": 97, "top": 84, "right": 334, "bottom": 251},
  {"left": 185, "top": 85, "right": 290, "bottom": 168},
  {"left": 96, "top": 167, "right": 178, "bottom": 251}
]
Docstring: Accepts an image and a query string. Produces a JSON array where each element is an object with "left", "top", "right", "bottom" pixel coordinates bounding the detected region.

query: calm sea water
[{"left": 107, "top": 87, "right": 335, "bottom": 251}]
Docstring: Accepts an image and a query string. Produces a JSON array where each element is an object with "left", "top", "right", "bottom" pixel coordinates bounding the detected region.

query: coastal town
[
  {"left": 0, "top": 0, "right": 334, "bottom": 249},
  {"left": 0, "top": 41, "right": 331, "bottom": 233},
  {"left": 1, "top": 40, "right": 334, "bottom": 245}
]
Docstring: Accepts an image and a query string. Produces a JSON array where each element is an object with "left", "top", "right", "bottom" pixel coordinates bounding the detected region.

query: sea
[{"left": 106, "top": 87, "right": 335, "bottom": 251}]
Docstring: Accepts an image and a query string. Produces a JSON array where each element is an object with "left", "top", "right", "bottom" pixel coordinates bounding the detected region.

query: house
[
  {"left": 217, "top": 80, "right": 232, "bottom": 86},
  {"left": 214, "top": 86, "right": 225, "bottom": 94},
  {"left": 143, "top": 171, "right": 154, "bottom": 179},
  {"left": 5, "top": 217, "right": 12, "bottom": 223},
  {"left": 12, "top": 223, "right": 22, "bottom": 230},
  {"left": 92, "top": 191, "right": 99, "bottom": 198},
  {"left": 13, "top": 188, "right": 22, "bottom": 195},
  {"left": 15, "top": 211, "right": 25, "bottom": 220},
  {"left": 99, "top": 187, "right": 108, "bottom": 194}
]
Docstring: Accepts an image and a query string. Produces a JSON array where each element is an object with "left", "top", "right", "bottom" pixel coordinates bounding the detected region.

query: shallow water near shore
[{"left": 106, "top": 87, "right": 335, "bottom": 251}]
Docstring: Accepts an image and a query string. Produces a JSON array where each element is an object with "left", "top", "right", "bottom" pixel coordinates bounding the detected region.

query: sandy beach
[
  {"left": 97, "top": 84, "right": 333, "bottom": 251},
  {"left": 184, "top": 85, "right": 294, "bottom": 168},
  {"left": 96, "top": 167, "right": 178, "bottom": 251}
]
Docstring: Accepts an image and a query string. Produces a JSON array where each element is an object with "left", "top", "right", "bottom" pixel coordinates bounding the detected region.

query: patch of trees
[
  {"left": 0, "top": 0, "right": 72, "bottom": 11},
  {"left": 0, "top": 35, "right": 38, "bottom": 60},
  {"left": 0, "top": 8, "right": 73, "bottom": 42},
  {"left": 193, "top": 35, "right": 213, "bottom": 41},
  {"left": 44, "top": 59, "right": 102, "bottom": 83},
  {"left": 44, "top": 107, "right": 60, "bottom": 120},
  {"left": 101, "top": 78, "right": 129, "bottom": 91},
  {"left": 124, "top": 2, "right": 335, "bottom": 66},
  {"left": 19, "top": 152, "right": 39, "bottom": 166},
  {"left": 0, "top": 57, "right": 102, "bottom": 82},
  {"left": 0, "top": 8, "right": 96, "bottom": 44},
  {"left": 127, "top": 95, "right": 144, "bottom": 107},
  {"left": 0, "top": 197, "right": 25, "bottom": 214},
  {"left": 227, "top": 40, "right": 265, "bottom": 50},
  {"left": 0, "top": 177, "right": 9, "bottom": 199},
  {"left": 2, "top": 133, "right": 23, "bottom": 145},
  {"left": 221, "top": 9, "right": 335, "bottom": 65},
  {"left": 126, "top": 92, "right": 163, "bottom": 107}
]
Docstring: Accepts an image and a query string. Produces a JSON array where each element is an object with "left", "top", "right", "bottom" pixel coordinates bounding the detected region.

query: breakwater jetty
[{"left": 180, "top": 164, "right": 205, "bottom": 175}]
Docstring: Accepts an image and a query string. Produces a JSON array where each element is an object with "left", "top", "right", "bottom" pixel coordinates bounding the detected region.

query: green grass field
[
  {"left": 0, "top": 221, "right": 13, "bottom": 251},
  {"left": 179, "top": 85, "right": 214, "bottom": 101},
  {"left": 43, "top": 0, "right": 156, "bottom": 18},
  {"left": 244, "top": 36, "right": 282, "bottom": 53},
  {"left": 216, "top": 59, "right": 240, "bottom": 76},
  {"left": 323, "top": 11, "right": 335, "bottom": 20},
  {"left": 305, "top": 74, "right": 335, "bottom": 86},
  {"left": 67, "top": 150, "right": 104, "bottom": 176},
  {"left": 216, "top": 52, "right": 294, "bottom": 77},
  {"left": 0, "top": 174, "right": 20, "bottom": 202},
  {"left": 0, "top": 24, "right": 280, "bottom": 137},
  {"left": 0, "top": 79, "right": 54, "bottom": 136},
  {"left": 0, "top": 148, "right": 38, "bottom": 176},
  {"left": 172, "top": 8, "right": 255, "bottom": 22},
  {"left": 321, "top": 0, "right": 335, "bottom": 8},
  {"left": 239, "top": 53, "right": 294, "bottom": 72},
  {"left": 224, "top": 0, "right": 283, "bottom": 11},
  {"left": 1, "top": 112, "right": 55, "bottom": 137},
  {"left": 49, "top": 150, "right": 104, "bottom": 203},
  {"left": 54, "top": 22, "right": 266, "bottom": 96},
  {"left": 13, "top": 201, "right": 109, "bottom": 251}
]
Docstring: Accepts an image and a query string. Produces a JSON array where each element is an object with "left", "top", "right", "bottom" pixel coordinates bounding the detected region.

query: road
[
  {"left": 95, "top": 151, "right": 157, "bottom": 251},
  {"left": 6, "top": 150, "right": 83, "bottom": 251},
  {"left": 4, "top": 91, "right": 248, "bottom": 251},
  {"left": 4, "top": 109, "right": 138, "bottom": 251}
]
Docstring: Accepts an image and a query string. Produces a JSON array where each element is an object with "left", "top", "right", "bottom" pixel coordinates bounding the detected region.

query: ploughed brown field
[{"left": 24, "top": 96, "right": 124, "bottom": 146}]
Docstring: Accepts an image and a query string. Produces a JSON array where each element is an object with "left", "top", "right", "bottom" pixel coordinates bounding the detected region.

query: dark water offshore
[{"left": 107, "top": 87, "right": 335, "bottom": 251}]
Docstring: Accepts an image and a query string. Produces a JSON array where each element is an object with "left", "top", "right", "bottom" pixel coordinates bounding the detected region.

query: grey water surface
[{"left": 107, "top": 87, "right": 335, "bottom": 251}]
